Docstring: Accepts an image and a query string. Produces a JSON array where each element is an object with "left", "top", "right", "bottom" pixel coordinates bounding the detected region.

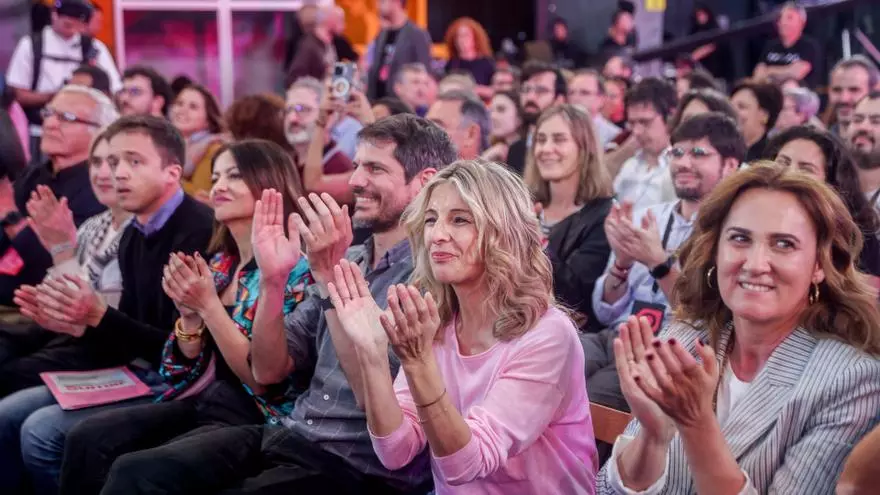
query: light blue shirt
[
  {"left": 591, "top": 200, "right": 696, "bottom": 329},
  {"left": 330, "top": 116, "right": 363, "bottom": 159},
  {"left": 132, "top": 188, "right": 185, "bottom": 237}
]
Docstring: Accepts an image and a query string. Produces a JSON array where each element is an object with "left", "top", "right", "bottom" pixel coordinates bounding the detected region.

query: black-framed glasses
[
  {"left": 40, "top": 107, "right": 101, "bottom": 127},
  {"left": 666, "top": 146, "right": 718, "bottom": 160}
]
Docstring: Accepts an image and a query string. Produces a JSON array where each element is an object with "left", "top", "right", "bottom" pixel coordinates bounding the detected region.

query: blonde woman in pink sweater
[{"left": 328, "top": 159, "right": 598, "bottom": 494}]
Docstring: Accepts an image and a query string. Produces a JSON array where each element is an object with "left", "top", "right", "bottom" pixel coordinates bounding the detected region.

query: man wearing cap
[{"left": 6, "top": 0, "right": 122, "bottom": 163}]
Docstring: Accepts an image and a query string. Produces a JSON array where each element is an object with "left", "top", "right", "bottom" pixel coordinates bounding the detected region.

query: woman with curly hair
[{"left": 444, "top": 17, "right": 495, "bottom": 100}]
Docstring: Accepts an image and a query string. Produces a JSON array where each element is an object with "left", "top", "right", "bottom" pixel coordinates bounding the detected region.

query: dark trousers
[
  {"left": 581, "top": 327, "right": 629, "bottom": 466},
  {"left": 100, "top": 425, "right": 417, "bottom": 495},
  {"left": 60, "top": 380, "right": 264, "bottom": 495},
  {"left": 0, "top": 325, "right": 112, "bottom": 397}
]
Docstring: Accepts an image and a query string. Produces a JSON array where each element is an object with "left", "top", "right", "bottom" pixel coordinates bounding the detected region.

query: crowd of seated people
[{"left": 1, "top": 0, "right": 880, "bottom": 494}]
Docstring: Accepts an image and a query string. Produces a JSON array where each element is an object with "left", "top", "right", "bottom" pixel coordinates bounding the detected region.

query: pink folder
[{"left": 41, "top": 367, "right": 153, "bottom": 410}]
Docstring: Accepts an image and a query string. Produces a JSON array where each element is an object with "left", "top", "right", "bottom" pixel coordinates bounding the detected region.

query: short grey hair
[
  {"left": 784, "top": 87, "right": 820, "bottom": 120},
  {"left": 780, "top": 1, "right": 807, "bottom": 22},
  {"left": 437, "top": 90, "right": 490, "bottom": 153},
  {"left": 394, "top": 63, "right": 428, "bottom": 86},
  {"left": 287, "top": 76, "right": 323, "bottom": 100},
  {"left": 58, "top": 84, "right": 119, "bottom": 129},
  {"left": 832, "top": 55, "right": 880, "bottom": 89}
]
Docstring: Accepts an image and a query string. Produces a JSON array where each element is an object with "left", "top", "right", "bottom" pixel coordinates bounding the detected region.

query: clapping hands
[
  {"left": 161, "top": 252, "right": 218, "bottom": 317},
  {"left": 26, "top": 185, "right": 76, "bottom": 254}
]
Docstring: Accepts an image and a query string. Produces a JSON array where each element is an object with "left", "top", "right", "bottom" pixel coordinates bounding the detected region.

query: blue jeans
[{"left": 0, "top": 369, "right": 166, "bottom": 494}]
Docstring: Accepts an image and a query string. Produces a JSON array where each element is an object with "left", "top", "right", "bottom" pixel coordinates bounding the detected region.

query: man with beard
[
  {"left": 94, "top": 114, "right": 457, "bottom": 494},
  {"left": 506, "top": 61, "right": 566, "bottom": 175},
  {"left": 285, "top": 77, "right": 354, "bottom": 199},
  {"left": 426, "top": 90, "right": 489, "bottom": 159},
  {"left": 117, "top": 66, "right": 172, "bottom": 118},
  {"left": 583, "top": 112, "right": 743, "bottom": 435},
  {"left": 848, "top": 92, "right": 880, "bottom": 208},
  {"left": 366, "top": 0, "right": 432, "bottom": 101},
  {"left": 392, "top": 63, "right": 433, "bottom": 117},
  {"left": 828, "top": 56, "right": 879, "bottom": 137}
]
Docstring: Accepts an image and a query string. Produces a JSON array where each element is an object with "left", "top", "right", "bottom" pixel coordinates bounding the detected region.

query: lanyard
[{"left": 651, "top": 212, "right": 676, "bottom": 294}]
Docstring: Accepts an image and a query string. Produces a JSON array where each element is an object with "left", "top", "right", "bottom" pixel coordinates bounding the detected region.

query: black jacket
[{"left": 546, "top": 198, "right": 613, "bottom": 333}]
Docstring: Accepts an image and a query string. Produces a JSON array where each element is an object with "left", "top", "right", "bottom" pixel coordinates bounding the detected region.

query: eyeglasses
[
  {"left": 40, "top": 107, "right": 101, "bottom": 127},
  {"left": 286, "top": 104, "right": 316, "bottom": 116},
  {"left": 118, "top": 86, "right": 145, "bottom": 97},
  {"left": 666, "top": 146, "right": 718, "bottom": 160},
  {"left": 520, "top": 85, "right": 552, "bottom": 97}
]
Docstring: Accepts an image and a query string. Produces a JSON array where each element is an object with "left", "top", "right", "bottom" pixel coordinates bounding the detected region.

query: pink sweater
[{"left": 371, "top": 307, "right": 598, "bottom": 494}]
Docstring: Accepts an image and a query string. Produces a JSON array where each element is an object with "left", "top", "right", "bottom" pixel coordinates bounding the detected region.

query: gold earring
[
  {"left": 706, "top": 266, "right": 716, "bottom": 289},
  {"left": 809, "top": 282, "right": 820, "bottom": 305}
]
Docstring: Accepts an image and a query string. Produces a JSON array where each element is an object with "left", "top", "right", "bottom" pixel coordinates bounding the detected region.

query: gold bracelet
[
  {"left": 415, "top": 388, "right": 446, "bottom": 408},
  {"left": 174, "top": 317, "right": 205, "bottom": 342},
  {"left": 417, "top": 404, "right": 448, "bottom": 425}
]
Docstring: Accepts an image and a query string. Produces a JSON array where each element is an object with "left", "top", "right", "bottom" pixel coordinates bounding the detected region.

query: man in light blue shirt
[{"left": 583, "top": 112, "right": 745, "bottom": 412}]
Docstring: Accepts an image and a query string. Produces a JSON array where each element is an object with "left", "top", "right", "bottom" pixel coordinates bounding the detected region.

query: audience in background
[
  {"left": 568, "top": 69, "right": 622, "bottom": 147},
  {"left": 285, "top": 5, "right": 336, "bottom": 85},
  {"left": 600, "top": 9, "right": 637, "bottom": 56},
  {"left": 603, "top": 76, "right": 629, "bottom": 128},
  {"left": 675, "top": 69, "right": 720, "bottom": 100},
  {"left": 847, "top": 92, "right": 880, "bottom": 204},
  {"left": 331, "top": 160, "right": 598, "bottom": 493},
  {"left": 507, "top": 61, "right": 567, "bottom": 174},
  {"left": 688, "top": 3, "right": 731, "bottom": 82},
  {"left": 426, "top": 90, "right": 490, "bottom": 160},
  {"left": 613, "top": 78, "right": 678, "bottom": 212},
  {"left": 482, "top": 90, "right": 523, "bottom": 163},
  {"left": 602, "top": 55, "right": 634, "bottom": 83},
  {"left": 69, "top": 65, "right": 112, "bottom": 98},
  {"left": 438, "top": 72, "right": 477, "bottom": 96},
  {"left": 491, "top": 66, "right": 520, "bottom": 94},
  {"left": 526, "top": 105, "right": 613, "bottom": 331},
  {"left": 731, "top": 80, "right": 783, "bottom": 162},
  {"left": 549, "top": 18, "right": 586, "bottom": 70},
  {"left": 0, "top": 85, "right": 115, "bottom": 309},
  {"left": 224, "top": 93, "right": 294, "bottom": 157},
  {"left": 366, "top": 0, "right": 432, "bottom": 101},
  {"left": 753, "top": 2, "right": 819, "bottom": 86},
  {"left": 171, "top": 84, "right": 227, "bottom": 199},
  {"left": 598, "top": 163, "right": 880, "bottom": 494},
  {"left": 827, "top": 56, "right": 879, "bottom": 136},
  {"left": 668, "top": 88, "right": 738, "bottom": 133},
  {"left": 328, "top": 5, "right": 358, "bottom": 63},
  {"left": 371, "top": 96, "right": 413, "bottom": 120},
  {"left": 392, "top": 63, "right": 433, "bottom": 117},
  {"left": 118, "top": 66, "right": 173, "bottom": 118},
  {"left": 775, "top": 86, "right": 821, "bottom": 133},
  {"left": 59, "top": 140, "right": 313, "bottom": 495},
  {"left": 585, "top": 112, "right": 744, "bottom": 413},
  {"left": 444, "top": 17, "right": 495, "bottom": 98}
]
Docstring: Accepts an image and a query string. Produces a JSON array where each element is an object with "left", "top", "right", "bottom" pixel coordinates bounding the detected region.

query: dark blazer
[
  {"left": 366, "top": 20, "right": 432, "bottom": 101},
  {"left": 286, "top": 34, "right": 329, "bottom": 86},
  {"left": 546, "top": 197, "right": 613, "bottom": 332}
]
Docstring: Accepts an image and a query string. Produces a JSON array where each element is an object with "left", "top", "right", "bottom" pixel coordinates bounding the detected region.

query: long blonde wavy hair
[
  {"left": 403, "top": 159, "right": 555, "bottom": 341},
  {"left": 675, "top": 161, "right": 880, "bottom": 354}
]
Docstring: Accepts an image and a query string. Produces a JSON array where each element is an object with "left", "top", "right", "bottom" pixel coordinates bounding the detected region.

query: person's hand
[
  {"left": 252, "top": 189, "right": 302, "bottom": 286},
  {"left": 604, "top": 201, "right": 636, "bottom": 267},
  {"left": 31, "top": 274, "right": 107, "bottom": 329},
  {"left": 0, "top": 178, "right": 17, "bottom": 217},
  {"left": 13, "top": 284, "right": 86, "bottom": 336},
  {"left": 326, "top": 259, "right": 389, "bottom": 357},
  {"left": 635, "top": 334, "right": 720, "bottom": 430},
  {"left": 481, "top": 142, "right": 510, "bottom": 163},
  {"left": 613, "top": 316, "right": 675, "bottom": 443},
  {"left": 381, "top": 284, "right": 440, "bottom": 367},
  {"left": 26, "top": 185, "right": 77, "bottom": 252},
  {"left": 161, "top": 252, "right": 218, "bottom": 317},
  {"left": 291, "top": 193, "right": 353, "bottom": 288},
  {"left": 615, "top": 208, "right": 668, "bottom": 268},
  {"left": 318, "top": 84, "right": 346, "bottom": 131},
  {"left": 346, "top": 89, "right": 375, "bottom": 125}
]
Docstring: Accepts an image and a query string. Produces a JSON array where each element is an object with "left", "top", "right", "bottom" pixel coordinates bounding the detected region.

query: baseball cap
[{"left": 55, "top": 0, "right": 94, "bottom": 22}]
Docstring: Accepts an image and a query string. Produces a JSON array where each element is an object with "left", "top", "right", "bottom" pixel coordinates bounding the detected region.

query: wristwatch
[
  {"left": 649, "top": 255, "right": 676, "bottom": 280},
  {"left": 319, "top": 295, "right": 335, "bottom": 312},
  {"left": 0, "top": 211, "right": 23, "bottom": 229}
]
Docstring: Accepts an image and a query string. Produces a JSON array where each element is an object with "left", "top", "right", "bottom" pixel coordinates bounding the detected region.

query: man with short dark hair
[
  {"left": 614, "top": 77, "right": 679, "bottom": 212},
  {"left": 69, "top": 65, "right": 111, "bottom": 97},
  {"left": 1, "top": 115, "right": 214, "bottom": 493},
  {"left": 96, "top": 114, "right": 457, "bottom": 494},
  {"left": 753, "top": 2, "right": 820, "bottom": 86},
  {"left": 568, "top": 69, "right": 621, "bottom": 147},
  {"left": 491, "top": 66, "right": 520, "bottom": 94},
  {"left": 600, "top": 9, "right": 637, "bottom": 55},
  {"left": 506, "top": 61, "right": 567, "bottom": 174},
  {"left": 118, "top": 66, "right": 173, "bottom": 118},
  {"left": 847, "top": 92, "right": 880, "bottom": 206},
  {"left": 367, "top": 0, "right": 432, "bottom": 101},
  {"left": 426, "top": 90, "right": 489, "bottom": 159},
  {"left": 828, "top": 56, "right": 880, "bottom": 136},
  {"left": 585, "top": 112, "right": 743, "bottom": 417}
]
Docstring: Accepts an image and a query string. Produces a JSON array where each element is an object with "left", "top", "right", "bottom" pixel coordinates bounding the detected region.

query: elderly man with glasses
[{"left": 0, "top": 84, "right": 118, "bottom": 307}]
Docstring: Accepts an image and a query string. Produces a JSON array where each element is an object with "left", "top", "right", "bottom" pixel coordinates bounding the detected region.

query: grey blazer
[
  {"left": 596, "top": 322, "right": 880, "bottom": 494},
  {"left": 366, "top": 20, "right": 432, "bottom": 101}
]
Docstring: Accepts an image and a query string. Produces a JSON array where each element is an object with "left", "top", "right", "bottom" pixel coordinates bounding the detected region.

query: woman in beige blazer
[{"left": 598, "top": 162, "right": 880, "bottom": 494}]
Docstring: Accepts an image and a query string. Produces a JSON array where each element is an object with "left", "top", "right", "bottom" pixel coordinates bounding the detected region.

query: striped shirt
[{"left": 282, "top": 237, "right": 431, "bottom": 490}]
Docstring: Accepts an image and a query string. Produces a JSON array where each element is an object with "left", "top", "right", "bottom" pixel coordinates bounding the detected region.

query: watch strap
[
  {"left": 319, "top": 295, "right": 335, "bottom": 312},
  {"left": 0, "top": 211, "right": 23, "bottom": 229}
]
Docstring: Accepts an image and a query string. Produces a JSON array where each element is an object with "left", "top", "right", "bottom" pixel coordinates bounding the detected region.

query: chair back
[{"left": 590, "top": 402, "right": 632, "bottom": 444}]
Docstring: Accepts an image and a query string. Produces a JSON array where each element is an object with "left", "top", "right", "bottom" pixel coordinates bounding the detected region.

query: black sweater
[
  {"left": 83, "top": 194, "right": 214, "bottom": 369},
  {"left": 546, "top": 197, "right": 614, "bottom": 333}
]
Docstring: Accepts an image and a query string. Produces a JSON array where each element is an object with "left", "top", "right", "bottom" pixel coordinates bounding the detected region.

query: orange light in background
[{"left": 91, "top": 0, "right": 115, "bottom": 55}]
